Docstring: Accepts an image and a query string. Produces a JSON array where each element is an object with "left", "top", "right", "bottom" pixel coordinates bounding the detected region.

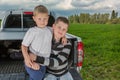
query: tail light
[
  {"left": 23, "top": 12, "right": 33, "bottom": 15},
  {"left": 77, "top": 42, "right": 84, "bottom": 71}
]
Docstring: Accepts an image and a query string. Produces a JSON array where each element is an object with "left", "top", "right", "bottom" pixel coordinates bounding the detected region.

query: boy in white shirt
[{"left": 21, "top": 5, "right": 52, "bottom": 80}]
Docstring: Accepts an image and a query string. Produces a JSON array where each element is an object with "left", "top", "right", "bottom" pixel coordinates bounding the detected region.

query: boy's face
[
  {"left": 53, "top": 21, "right": 68, "bottom": 39},
  {"left": 33, "top": 13, "right": 49, "bottom": 28}
]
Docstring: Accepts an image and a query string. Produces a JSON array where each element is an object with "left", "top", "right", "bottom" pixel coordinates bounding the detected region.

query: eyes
[
  {"left": 57, "top": 26, "right": 67, "bottom": 32},
  {"left": 38, "top": 18, "right": 48, "bottom": 21}
]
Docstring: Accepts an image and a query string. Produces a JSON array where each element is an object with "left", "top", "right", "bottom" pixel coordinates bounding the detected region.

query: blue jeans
[
  {"left": 25, "top": 65, "right": 46, "bottom": 80},
  {"left": 44, "top": 72, "right": 73, "bottom": 80}
]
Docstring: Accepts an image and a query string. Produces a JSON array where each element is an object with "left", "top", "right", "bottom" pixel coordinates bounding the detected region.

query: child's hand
[
  {"left": 62, "top": 36, "right": 67, "bottom": 45},
  {"left": 29, "top": 53, "right": 37, "bottom": 61},
  {"left": 31, "top": 62, "right": 40, "bottom": 70},
  {"left": 24, "top": 56, "right": 33, "bottom": 68}
]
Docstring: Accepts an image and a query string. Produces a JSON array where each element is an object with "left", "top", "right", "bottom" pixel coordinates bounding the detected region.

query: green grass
[{"left": 68, "top": 23, "right": 120, "bottom": 80}]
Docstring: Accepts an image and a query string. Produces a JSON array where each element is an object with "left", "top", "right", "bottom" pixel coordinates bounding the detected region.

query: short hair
[
  {"left": 55, "top": 17, "right": 69, "bottom": 26},
  {"left": 33, "top": 5, "right": 48, "bottom": 16}
]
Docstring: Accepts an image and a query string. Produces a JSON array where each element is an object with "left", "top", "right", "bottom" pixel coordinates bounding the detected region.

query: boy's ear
[
  {"left": 52, "top": 24, "right": 55, "bottom": 29},
  {"left": 32, "top": 16, "right": 35, "bottom": 21}
]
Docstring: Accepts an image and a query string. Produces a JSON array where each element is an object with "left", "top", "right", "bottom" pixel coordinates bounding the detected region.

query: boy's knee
[
  {"left": 30, "top": 72, "right": 44, "bottom": 80},
  {"left": 44, "top": 74, "right": 56, "bottom": 80}
]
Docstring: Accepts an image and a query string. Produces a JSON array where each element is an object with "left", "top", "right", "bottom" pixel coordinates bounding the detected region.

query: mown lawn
[{"left": 68, "top": 23, "right": 120, "bottom": 80}]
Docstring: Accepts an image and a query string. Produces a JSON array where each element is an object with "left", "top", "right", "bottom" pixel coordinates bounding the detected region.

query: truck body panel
[{"left": 0, "top": 31, "right": 25, "bottom": 40}]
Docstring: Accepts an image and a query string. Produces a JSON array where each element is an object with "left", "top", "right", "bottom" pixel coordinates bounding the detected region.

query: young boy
[{"left": 21, "top": 5, "right": 52, "bottom": 80}]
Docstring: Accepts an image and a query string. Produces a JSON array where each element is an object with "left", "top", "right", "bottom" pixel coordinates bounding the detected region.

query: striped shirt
[{"left": 36, "top": 39, "right": 72, "bottom": 76}]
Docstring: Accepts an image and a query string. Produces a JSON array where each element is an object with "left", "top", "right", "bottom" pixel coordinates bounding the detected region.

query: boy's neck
[
  {"left": 36, "top": 26, "right": 46, "bottom": 29},
  {"left": 54, "top": 36, "right": 60, "bottom": 42}
]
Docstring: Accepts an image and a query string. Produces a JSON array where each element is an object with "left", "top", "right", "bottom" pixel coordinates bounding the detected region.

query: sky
[{"left": 0, "top": 0, "right": 120, "bottom": 19}]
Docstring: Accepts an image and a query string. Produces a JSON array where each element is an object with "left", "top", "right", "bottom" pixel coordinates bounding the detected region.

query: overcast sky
[{"left": 0, "top": 0, "right": 120, "bottom": 19}]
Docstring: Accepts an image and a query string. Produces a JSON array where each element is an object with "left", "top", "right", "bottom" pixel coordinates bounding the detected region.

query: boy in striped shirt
[{"left": 30, "top": 17, "right": 73, "bottom": 80}]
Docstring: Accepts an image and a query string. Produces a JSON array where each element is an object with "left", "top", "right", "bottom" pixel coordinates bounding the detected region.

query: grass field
[{"left": 68, "top": 23, "right": 120, "bottom": 80}]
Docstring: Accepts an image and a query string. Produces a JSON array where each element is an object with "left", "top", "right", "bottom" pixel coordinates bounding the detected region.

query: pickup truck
[{"left": 0, "top": 10, "right": 84, "bottom": 80}]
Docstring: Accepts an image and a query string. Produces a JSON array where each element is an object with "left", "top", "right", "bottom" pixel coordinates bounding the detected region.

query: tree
[
  {"left": 111, "top": 10, "right": 118, "bottom": 19},
  {"left": 110, "top": 10, "right": 119, "bottom": 24},
  {"left": 68, "top": 15, "right": 74, "bottom": 23},
  {"left": 68, "top": 10, "right": 120, "bottom": 24}
]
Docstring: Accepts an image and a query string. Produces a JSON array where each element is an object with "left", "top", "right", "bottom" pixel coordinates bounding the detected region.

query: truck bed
[
  {"left": 0, "top": 60, "right": 26, "bottom": 80},
  {"left": 0, "top": 60, "right": 82, "bottom": 80}
]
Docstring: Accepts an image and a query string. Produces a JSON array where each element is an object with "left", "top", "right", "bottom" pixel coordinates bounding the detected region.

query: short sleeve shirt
[{"left": 22, "top": 26, "right": 52, "bottom": 57}]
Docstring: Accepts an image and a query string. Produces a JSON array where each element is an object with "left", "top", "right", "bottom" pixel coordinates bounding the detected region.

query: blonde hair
[{"left": 33, "top": 5, "right": 48, "bottom": 16}]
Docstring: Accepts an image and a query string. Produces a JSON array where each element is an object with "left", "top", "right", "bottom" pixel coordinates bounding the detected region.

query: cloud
[
  {"left": 71, "top": 0, "right": 120, "bottom": 11},
  {"left": 0, "top": 0, "right": 120, "bottom": 11},
  {"left": 0, "top": 0, "right": 74, "bottom": 10},
  {"left": 0, "top": 0, "right": 120, "bottom": 17},
  {"left": 0, "top": 0, "right": 31, "bottom": 10},
  {"left": 71, "top": 0, "right": 97, "bottom": 7},
  {"left": 85, "top": 0, "right": 117, "bottom": 10},
  {"left": 54, "top": 0, "right": 74, "bottom": 10}
]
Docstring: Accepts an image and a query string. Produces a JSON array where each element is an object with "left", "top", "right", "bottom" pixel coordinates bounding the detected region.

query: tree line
[{"left": 68, "top": 10, "right": 120, "bottom": 24}]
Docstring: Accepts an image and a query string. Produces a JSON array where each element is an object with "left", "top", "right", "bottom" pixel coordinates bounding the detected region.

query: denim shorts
[
  {"left": 44, "top": 72, "right": 73, "bottom": 80},
  {"left": 25, "top": 65, "right": 46, "bottom": 80}
]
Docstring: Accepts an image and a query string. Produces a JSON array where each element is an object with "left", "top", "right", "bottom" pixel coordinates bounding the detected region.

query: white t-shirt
[{"left": 22, "top": 26, "right": 52, "bottom": 57}]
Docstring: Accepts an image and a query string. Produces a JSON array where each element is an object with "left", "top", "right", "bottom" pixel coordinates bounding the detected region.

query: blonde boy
[{"left": 21, "top": 5, "right": 52, "bottom": 80}]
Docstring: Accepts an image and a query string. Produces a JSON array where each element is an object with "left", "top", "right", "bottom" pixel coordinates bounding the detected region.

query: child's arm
[
  {"left": 29, "top": 40, "right": 72, "bottom": 67},
  {"left": 21, "top": 45, "right": 32, "bottom": 68}
]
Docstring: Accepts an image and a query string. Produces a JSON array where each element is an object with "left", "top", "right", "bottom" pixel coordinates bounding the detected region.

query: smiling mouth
[{"left": 58, "top": 32, "right": 62, "bottom": 35}]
